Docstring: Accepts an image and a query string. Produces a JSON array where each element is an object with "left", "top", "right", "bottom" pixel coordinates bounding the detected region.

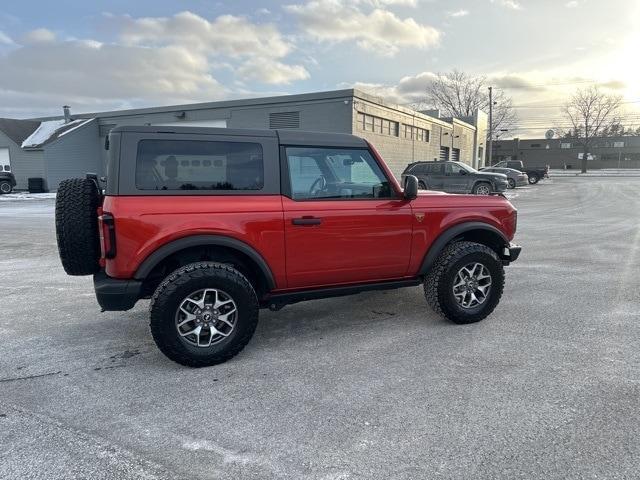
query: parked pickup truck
[
  {"left": 491, "top": 160, "right": 549, "bottom": 184},
  {"left": 55, "top": 126, "right": 521, "bottom": 367}
]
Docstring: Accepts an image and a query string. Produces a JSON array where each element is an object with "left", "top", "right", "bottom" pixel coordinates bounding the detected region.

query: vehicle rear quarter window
[
  {"left": 410, "top": 163, "right": 430, "bottom": 174},
  {"left": 135, "top": 140, "right": 264, "bottom": 191}
]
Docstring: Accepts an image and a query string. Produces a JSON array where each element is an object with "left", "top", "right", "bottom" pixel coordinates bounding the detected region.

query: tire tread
[
  {"left": 424, "top": 241, "right": 505, "bottom": 324},
  {"left": 149, "top": 262, "right": 259, "bottom": 367},
  {"left": 55, "top": 178, "right": 101, "bottom": 276}
]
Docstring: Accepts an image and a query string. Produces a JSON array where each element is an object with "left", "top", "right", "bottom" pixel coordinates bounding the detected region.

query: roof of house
[
  {"left": 21, "top": 118, "right": 94, "bottom": 149},
  {"left": 0, "top": 118, "right": 41, "bottom": 146}
]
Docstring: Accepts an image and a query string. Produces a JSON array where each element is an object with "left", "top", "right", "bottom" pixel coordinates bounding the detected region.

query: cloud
[
  {"left": 22, "top": 28, "right": 56, "bottom": 44},
  {"left": 116, "top": 12, "right": 292, "bottom": 60},
  {"left": 0, "top": 30, "right": 14, "bottom": 45},
  {"left": 237, "top": 57, "right": 310, "bottom": 85},
  {"left": 0, "top": 40, "right": 224, "bottom": 101},
  {"left": 348, "top": 71, "right": 437, "bottom": 104},
  {"left": 355, "top": 0, "right": 419, "bottom": 6},
  {"left": 0, "top": 11, "right": 313, "bottom": 117},
  {"left": 284, "top": 0, "right": 440, "bottom": 56},
  {"left": 447, "top": 9, "right": 470, "bottom": 17},
  {"left": 490, "top": 0, "right": 522, "bottom": 10}
]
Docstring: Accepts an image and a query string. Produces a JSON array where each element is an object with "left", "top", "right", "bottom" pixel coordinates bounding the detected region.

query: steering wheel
[{"left": 308, "top": 175, "right": 327, "bottom": 196}]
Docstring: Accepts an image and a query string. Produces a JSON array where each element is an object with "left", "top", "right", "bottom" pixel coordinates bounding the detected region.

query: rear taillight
[{"left": 98, "top": 209, "right": 117, "bottom": 260}]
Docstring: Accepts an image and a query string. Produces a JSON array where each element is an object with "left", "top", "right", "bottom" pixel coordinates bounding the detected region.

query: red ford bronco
[{"left": 55, "top": 126, "right": 521, "bottom": 367}]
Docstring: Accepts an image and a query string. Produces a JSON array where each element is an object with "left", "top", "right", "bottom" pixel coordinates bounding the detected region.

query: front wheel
[
  {"left": 418, "top": 181, "right": 427, "bottom": 190},
  {"left": 0, "top": 181, "right": 12, "bottom": 194},
  {"left": 507, "top": 178, "right": 516, "bottom": 189},
  {"left": 473, "top": 182, "right": 492, "bottom": 195},
  {"left": 528, "top": 174, "right": 539, "bottom": 184},
  {"left": 150, "top": 262, "right": 259, "bottom": 367},
  {"left": 424, "top": 241, "right": 505, "bottom": 324}
]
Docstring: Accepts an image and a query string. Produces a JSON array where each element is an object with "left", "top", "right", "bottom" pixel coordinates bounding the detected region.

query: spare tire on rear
[{"left": 55, "top": 178, "right": 102, "bottom": 276}]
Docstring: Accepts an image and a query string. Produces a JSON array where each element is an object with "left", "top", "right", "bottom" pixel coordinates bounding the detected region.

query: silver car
[{"left": 480, "top": 167, "right": 528, "bottom": 189}]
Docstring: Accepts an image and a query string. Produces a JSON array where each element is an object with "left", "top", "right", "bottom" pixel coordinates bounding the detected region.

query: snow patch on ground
[
  {"left": 550, "top": 169, "right": 640, "bottom": 177},
  {"left": 0, "top": 192, "right": 56, "bottom": 201}
]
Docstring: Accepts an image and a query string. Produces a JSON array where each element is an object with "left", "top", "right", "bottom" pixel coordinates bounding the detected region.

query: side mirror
[
  {"left": 404, "top": 175, "right": 418, "bottom": 200},
  {"left": 459, "top": 169, "right": 467, "bottom": 175}
]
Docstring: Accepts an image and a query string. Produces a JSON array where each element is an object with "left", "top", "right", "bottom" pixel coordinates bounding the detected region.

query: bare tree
[
  {"left": 559, "top": 86, "right": 622, "bottom": 172},
  {"left": 424, "top": 70, "right": 517, "bottom": 137}
]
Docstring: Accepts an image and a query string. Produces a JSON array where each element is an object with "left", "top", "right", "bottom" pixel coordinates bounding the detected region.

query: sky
[{"left": 0, "top": 0, "right": 639, "bottom": 137}]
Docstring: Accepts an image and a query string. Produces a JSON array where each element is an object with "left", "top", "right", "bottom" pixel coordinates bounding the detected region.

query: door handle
[{"left": 292, "top": 217, "right": 322, "bottom": 226}]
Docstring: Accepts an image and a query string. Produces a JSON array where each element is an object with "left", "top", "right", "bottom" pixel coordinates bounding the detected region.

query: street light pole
[{"left": 488, "top": 86, "right": 493, "bottom": 166}]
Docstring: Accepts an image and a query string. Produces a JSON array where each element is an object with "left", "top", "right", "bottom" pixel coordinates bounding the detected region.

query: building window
[
  {"left": 402, "top": 125, "right": 429, "bottom": 142},
  {"left": 364, "top": 115, "right": 374, "bottom": 132},
  {"left": 561, "top": 142, "right": 571, "bottom": 149},
  {"left": 403, "top": 124, "right": 414, "bottom": 139},
  {"left": 357, "top": 112, "right": 398, "bottom": 137}
]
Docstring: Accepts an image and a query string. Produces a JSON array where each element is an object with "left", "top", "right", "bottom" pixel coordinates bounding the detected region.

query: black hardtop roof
[{"left": 110, "top": 125, "right": 367, "bottom": 148}]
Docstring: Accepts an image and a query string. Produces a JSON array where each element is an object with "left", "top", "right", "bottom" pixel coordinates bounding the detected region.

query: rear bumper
[
  {"left": 500, "top": 243, "right": 522, "bottom": 264},
  {"left": 93, "top": 271, "right": 142, "bottom": 311}
]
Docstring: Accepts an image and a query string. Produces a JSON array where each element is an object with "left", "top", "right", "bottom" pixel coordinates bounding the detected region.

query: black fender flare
[
  {"left": 134, "top": 234, "right": 276, "bottom": 290},
  {"left": 418, "top": 222, "right": 508, "bottom": 275}
]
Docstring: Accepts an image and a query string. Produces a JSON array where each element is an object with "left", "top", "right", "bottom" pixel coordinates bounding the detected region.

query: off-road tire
[
  {"left": 55, "top": 178, "right": 101, "bottom": 275},
  {"left": 150, "top": 262, "right": 259, "bottom": 367},
  {"left": 528, "top": 174, "right": 539, "bottom": 184},
  {"left": 424, "top": 241, "right": 505, "bottom": 324},
  {"left": 0, "top": 181, "right": 12, "bottom": 194},
  {"left": 507, "top": 178, "right": 516, "bottom": 189},
  {"left": 473, "top": 182, "right": 492, "bottom": 195}
]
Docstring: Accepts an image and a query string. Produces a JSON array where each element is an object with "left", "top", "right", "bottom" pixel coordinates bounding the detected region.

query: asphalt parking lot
[{"left": 1, "top": 177, "right": 639, "bottom": 480}]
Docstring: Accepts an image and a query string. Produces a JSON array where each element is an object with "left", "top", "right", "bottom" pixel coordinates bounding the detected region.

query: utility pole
[{"left": 488, "top": 86, "right": 493, "bottom": 166}]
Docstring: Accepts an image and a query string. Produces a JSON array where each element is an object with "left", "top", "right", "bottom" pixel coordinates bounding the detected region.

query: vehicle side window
[
  {"left": 444, "top": 163, "right": 455, "bottom": 175},
  {"left": 410, "top": 163, "right": 430, "bottom": 174},
  {"left": 432, "top": 164, "right": 444, "bottom": 174},
  {"left": 286, "top": 147, "right": 393, "bottom": 200},
  {"left": 135, "top": 140, "right": 264, "bottom": 191}
]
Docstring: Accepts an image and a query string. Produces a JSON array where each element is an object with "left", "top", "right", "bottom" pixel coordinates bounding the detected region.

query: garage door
[{"left": 0, "top": 147, "right": 10, "bottom": 172}]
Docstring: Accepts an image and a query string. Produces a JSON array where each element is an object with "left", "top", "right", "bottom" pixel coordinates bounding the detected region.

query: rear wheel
[
  {"left": 0, "top": 181, "right": 12, "bottom": 194},
  {"left": 150, "top": 262, "right": 259, "bottom": 367},
  {"left": 55, "top": 178, "right": 101, "bottom": 275},
  {"left": 528, "top": 174, "right": 539, "bottom": 184},
  {"left": 473, "top": 182, "right": 492, "bottom": 195},
  {"left": 418, "top": 181, "right": 427, "bottom": 190},
  {"left": 507, "top": 178, "right": 516, "bottom": 189},
  {"left": 424, "top": 241, "right": 505, "bottom": 324}
]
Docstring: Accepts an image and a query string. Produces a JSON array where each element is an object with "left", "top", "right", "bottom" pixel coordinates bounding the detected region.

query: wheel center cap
[{"left": 203, "top": 313, "right": 212, "bottom": 321}]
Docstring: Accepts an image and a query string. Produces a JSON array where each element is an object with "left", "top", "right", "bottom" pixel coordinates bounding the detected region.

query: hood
[{"left": 476, "top": 171, "right": 507, "bottom": 181}]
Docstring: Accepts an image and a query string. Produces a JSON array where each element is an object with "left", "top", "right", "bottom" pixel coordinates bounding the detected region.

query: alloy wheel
[
  {"left": 175, "top": 288, "right": 237, "bottom": 347},
  {"left": 475, "top": 185, "right": 491, "bottom": 195},
  {"left": 452, "top": 262, "right": 492, "bottom": 309}
]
